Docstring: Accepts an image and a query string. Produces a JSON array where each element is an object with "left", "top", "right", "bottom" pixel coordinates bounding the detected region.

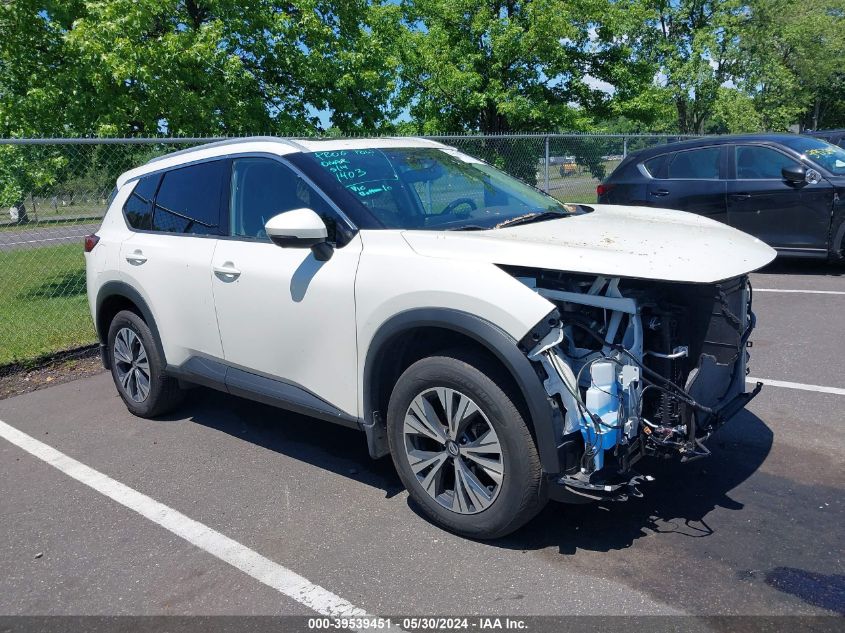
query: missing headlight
[{"left": 508, "top": 267, "right": 761, "bottom": 492}]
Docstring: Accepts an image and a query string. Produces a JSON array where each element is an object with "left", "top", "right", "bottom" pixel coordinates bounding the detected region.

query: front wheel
[
  {"left": 387, "top": 352, "right": 546, "bottom": 539},
  {"left": 829, "top": 217, "right": 845, "bottom": 264}
]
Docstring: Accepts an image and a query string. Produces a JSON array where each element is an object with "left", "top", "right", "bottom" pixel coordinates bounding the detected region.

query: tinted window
[
  {"left": 643, "top": 154, "right": 668, "bottom": 178},
  {"left": 230, "top": 158, "right": 340, "bottom": 242},
  {"left": 123, "top": 174, "right": 160, "bottom": 230},
  {"left": 735, "top": 145, "right": 799, "bottom": 179},
  {"left": 667, "top": 147, "right": 721, "bottom": 179},
  {"left": 153, "top": 160, "right": 226, "bottom": 234}
]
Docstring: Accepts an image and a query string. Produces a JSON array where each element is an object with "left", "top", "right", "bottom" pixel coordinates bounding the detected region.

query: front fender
[
  {"left": 361, "top": 308, "right": 563, "bottom": 474},
  {"left": 354, "top": 231, "right": 562, "bottom": 468}
]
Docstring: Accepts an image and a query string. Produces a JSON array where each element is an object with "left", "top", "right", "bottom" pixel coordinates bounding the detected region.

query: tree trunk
[{"left": 676, "top": 97, "right": 691, "bottom": 134}]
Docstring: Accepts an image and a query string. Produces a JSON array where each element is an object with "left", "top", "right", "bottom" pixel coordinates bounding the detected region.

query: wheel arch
[
  {"left": 362, "top": 308, "right": 562, "bottom": 474},
  {"left": 95, "top": 281, "right": 165, "bottom": 369}
]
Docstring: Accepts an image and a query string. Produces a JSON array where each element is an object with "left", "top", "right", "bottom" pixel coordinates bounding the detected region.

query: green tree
[
  {"left": 392, "top": 0, "right": 607, "bottom": 182},
  {"left": 708, "top": 86, "right": 763, "bottom": 133},
  {"left": 395, "top": 0, "right": 599, "bottom": 134},
  {"left": 0, "top": 1, "right": 402, "bottom": 208},
  {"left": 741, "top": 0, "right": 845, "bottom": 131},
  {"left": 584, "top": 1, "right": 677, "bottom": 132},
  {"left": 608, "top": 0, "right": 748, "bottom": 134},
  {"left": 0, "top": 1, "right": 86, "bottom": 137},
  {"left": 0, "top": 0, "right": 400, "bottom": 137}
]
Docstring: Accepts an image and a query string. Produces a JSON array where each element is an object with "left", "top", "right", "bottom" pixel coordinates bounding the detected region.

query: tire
[
  {"left": 828, "top": 216, "right": 845, "bottom": 264},
  {"left": 387, "top": 350, "right": 546, "bottom": 539},
  {"left": 107, "top": 310, "right": 184, "bottom": 418}
]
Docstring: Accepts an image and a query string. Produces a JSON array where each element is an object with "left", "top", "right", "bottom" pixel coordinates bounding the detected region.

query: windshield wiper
[
  {"left": 445, "top": 225, "right": 488, "bottom": 231},
  {"left": 494, "top": 211, "right": 566, "bottom": 229}
]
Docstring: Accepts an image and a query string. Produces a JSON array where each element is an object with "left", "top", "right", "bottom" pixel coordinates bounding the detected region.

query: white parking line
[
  {"left": 747, "top": 377, "right": 845, "bottom": 396},
  {"left": 755, "top": 288, "right": 845, "bottom": 296},
  {"left": 0, "top": 418, "right": 368, "bottom": 618}
]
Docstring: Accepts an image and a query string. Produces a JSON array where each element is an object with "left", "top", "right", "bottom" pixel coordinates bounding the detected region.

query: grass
[
  {"left": 547, "top": 177, "right": 600, "bottom": 205},
  {"left": 552, "top": 192, "right": 598, "bottom": 205},
  {"left": 0, "top": 243, "right": 96, "bottom": 366},
  {"left": 28, "top": 200, "right": 105, "bottom": 219}
]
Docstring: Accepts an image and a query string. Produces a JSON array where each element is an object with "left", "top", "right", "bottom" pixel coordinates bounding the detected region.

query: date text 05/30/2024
[{"left": 307, "top": 617, "right": 528, "bottom": 630}]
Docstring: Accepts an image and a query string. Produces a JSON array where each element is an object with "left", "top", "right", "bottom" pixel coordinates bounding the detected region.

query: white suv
[{"left": 85, "top": 137, "right": 776, "bottom": 538}]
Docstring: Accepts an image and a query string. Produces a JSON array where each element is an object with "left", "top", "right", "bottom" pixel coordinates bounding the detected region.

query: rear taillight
[
  {"left": 84, "top": 234, "right": 100, "bottom": 253},
  {"left": 596, "top": 183, "right": 613, "bottom": 198}
]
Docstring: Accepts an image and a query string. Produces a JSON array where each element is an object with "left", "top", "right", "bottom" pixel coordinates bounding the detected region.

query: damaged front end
[{"left": 509, "top": 268, "right": 763, "bottom": 502}]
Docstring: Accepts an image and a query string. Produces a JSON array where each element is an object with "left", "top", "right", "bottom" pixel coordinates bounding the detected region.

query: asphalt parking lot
[{"left": 0, "top": 260, "right": 843, "bottom": 621}]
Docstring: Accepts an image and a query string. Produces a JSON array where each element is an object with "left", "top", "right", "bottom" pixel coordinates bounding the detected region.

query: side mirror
[
  {"left": 265, "top": 209, "right": 333, "bottom": 261},
  {"left": 782, "top": 165, "right": 807, "bottom": 184}
]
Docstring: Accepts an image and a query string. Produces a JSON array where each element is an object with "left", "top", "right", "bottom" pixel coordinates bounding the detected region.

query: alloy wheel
[
  {"left": 113, "top": 327, "right": 151, "bottom": 403},
  {"left": 403, "top": 387, "right": 504, "bottom": 514}
]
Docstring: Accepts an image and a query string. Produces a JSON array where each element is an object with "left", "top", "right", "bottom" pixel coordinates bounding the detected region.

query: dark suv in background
[
  {"left": 597, "top": 134, "right": 845, "bottom": 261},
  {"left": 806, "top": 129, "right": 845, "bottom": 149}
]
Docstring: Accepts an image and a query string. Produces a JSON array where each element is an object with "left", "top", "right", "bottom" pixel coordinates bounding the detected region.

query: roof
[
  {"left": 116, "top": 135, "right": 450, "bottom": 188},
  {"left": 805, "top": 129, "right": 845, "bottom": 137},
  {"left": 626, "top": 133, "right": 813, "bottom": 161}
]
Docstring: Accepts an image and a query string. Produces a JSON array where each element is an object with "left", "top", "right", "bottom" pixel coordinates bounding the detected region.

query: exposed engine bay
[{"left": 508, "top": 267, "right": 763, "bottom": 502}]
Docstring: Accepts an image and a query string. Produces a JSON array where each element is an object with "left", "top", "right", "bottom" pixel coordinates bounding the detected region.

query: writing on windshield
[
  {"left": 312, "top": 150, "right": 399, "bottom": 198},
  {"left": 301, "top": 147, "right": 579, "bottom": 230}
]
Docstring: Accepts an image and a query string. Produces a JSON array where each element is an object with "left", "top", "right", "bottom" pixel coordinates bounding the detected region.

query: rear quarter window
[
  {"left": 123, "top": 174, "right": 161, "bottom": 231},
  {"left": 642, "top": 154, "right": 668, "bottom": 178}
]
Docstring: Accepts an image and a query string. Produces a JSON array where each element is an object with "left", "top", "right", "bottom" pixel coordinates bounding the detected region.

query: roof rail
[{"left": 145, "top": 136, "right": 309, "bottom": 164}]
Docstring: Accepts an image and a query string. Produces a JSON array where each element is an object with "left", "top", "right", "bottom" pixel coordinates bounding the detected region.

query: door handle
[
  {"left": 729, "top": 193, "right": 751, "bottom": 201},
  {"left": 649, "top": 189, "right": 670, "bottom": 197},
  {"left": 125, "top": 249, "right": 147, "bottom": 265},
  {"left": 213, "top": 262, "right": 241, "bottom": 281}
]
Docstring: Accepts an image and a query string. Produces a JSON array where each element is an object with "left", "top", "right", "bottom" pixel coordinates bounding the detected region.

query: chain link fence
[{"left": 0, "top": 133, "right": 698, "bottom": 366}]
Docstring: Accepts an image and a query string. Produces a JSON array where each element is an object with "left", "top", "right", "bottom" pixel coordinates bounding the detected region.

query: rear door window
[
  {"left": 153, "top": 160, "right": 227, "bottom": 235},
  {"left": 123, "top": 174, "right": 161, "bottom": 231},
  {"left": 667, "top": 147, "right": 721, "bottom": 179}
]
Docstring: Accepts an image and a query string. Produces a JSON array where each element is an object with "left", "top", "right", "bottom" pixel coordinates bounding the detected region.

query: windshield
[
  {"left": 780, "top": 136, "right": 845, "bottom": 176},
  {"left": 297, "top": 147, "right": 580, "bottom": 230}
]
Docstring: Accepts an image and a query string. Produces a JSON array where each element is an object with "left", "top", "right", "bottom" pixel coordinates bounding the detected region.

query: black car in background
[
  {"left": 806, "top": 129, "right": 845, "bottom": 149},
  {"left": 597, "top": 134, "right": 845, "bottom": 261}
]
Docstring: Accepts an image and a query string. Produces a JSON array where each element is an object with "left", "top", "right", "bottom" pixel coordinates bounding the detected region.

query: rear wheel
[
  {"left": 107, "top": 310, "right": 184, "bottom": 418},
  {"left": 387, "top": 351, "right": 546, "bottom": 539}
]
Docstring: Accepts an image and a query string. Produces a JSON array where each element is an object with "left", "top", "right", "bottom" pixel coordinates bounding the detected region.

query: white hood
[{"left": 401, "top": 204, "right": 776, "bottom": 284}]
